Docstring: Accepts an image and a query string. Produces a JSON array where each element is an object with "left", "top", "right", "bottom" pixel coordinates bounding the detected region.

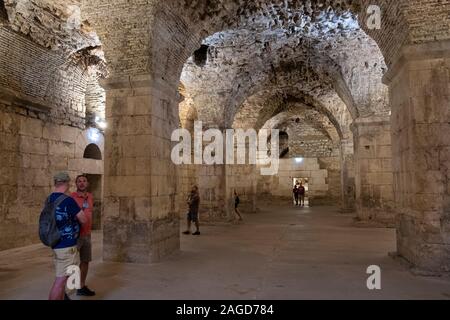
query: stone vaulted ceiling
[
  {"left": 180, "top": 2, "right": 388, "bottom": 136},
  {"left": 3, "top": 0, "right": 106, "bottom": 75}
]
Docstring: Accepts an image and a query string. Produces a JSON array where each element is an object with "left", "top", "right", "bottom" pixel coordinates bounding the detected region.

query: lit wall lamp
[
  {"left": 88, "top": 127, "right": 100, "bottom": 143},
  {"left": 95, "top": 116, "right": 107, "bottom": 129}
]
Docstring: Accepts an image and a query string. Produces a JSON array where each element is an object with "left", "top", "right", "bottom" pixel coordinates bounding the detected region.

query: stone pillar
[
  {"left": 340, "top": 139, "right": 356, "bottom": 212},
  {"left": 101, "top": 75, "right": 180, "bottom": 263},
  {"left": 197, "top": 163, "right": 227, "bottom": 222},
  {"left": 225, "top": 137, "right": 258, "bottom": 216},
  {"left": 225, "top": 163, "right": 258, "bottom": 216},
  {"left": 383, "top": 41, "right": 450, "bottom": 273},
  {"left": 352, "top": 116, "right": 394, "bottom": 226}
]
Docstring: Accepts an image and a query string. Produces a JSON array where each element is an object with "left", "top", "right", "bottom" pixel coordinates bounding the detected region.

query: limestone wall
[
  {"left": 353, "top": 119, "right": 394, "bottom": 225},
  {"left": 176, "top": 164, "right": 198, "bottom": 217},
  {"left": 226, "top": 164, "right": 257, "bottom": 213},
  {"left": 387, "top": 49, "right": 450, "bottom": 273},
  {"left": 196, "top": 164, "right": 227, "bottom": 222},
  {"left": 0, "top": 104, "right": 104, "bottom": 251},
  {"left": 257, "top": 158, "right": 341, "bottom": 206},
  {"left": 286, "top": 124, "right": 336, "bottom": 158}
]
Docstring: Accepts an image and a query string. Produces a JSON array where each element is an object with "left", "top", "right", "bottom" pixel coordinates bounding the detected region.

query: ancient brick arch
[
  {"left": 233, "top": 88, "right": 344, "bottom": 141},
  {"left": 74, "top": 0, "right": 450, "bottom": 273}
]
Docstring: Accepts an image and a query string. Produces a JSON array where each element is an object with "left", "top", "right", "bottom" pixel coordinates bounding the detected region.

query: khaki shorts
[
  {"left": 53, "top": 246, "right": 80, "bottom": 278},
  {"left": 78, "top": 235, "right": 92, "bottom": 263}
]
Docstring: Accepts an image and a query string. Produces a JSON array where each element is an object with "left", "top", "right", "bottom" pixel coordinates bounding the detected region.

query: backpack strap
[{"left": 53, "top": 194, "right": 68, "bottom": 208}]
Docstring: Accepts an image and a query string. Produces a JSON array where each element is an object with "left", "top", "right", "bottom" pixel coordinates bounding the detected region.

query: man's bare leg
[
  {"left": 195, "top": 220, "right": 200, "bottom": 233},
  {"left": 80, "top": 262, "right": 89, "bottom": 288},
  {"left": 183, "top": 219, "right": 191, "bottom": 234},
  {"left": 235, "top": 208, "right": 243, "bottom": 220},
  {"left": 49, "top": 277, "right": 67, "bottom": 300}
]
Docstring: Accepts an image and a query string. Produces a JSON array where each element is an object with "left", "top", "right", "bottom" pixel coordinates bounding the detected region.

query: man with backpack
[{"left": 42, "top": 172, "right": 87, "bottom": 300}]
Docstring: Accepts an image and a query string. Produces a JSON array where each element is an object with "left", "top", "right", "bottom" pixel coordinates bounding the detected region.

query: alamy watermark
[
  {"left": 171, "top": 121, "right": 280, "bottom": 176},
  {"left": 66, "top": 265, "right": 81, "bottom": 290},
  {"left": 366, "top": 265, "right": 381, "bottom": 290},
  {"left": 366, "top": 5, "right": 382, "bottom": 30}
]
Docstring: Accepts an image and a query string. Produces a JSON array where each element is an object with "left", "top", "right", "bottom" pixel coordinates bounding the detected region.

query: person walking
[
  {"left": 183, "top": 185, "right": 201, "bottom": 235},
  {"left": 234, "top": 190, "right": 243, "bottom": 221}
]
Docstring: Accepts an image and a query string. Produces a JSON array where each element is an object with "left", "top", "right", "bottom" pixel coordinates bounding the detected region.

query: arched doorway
[{"left": 83, "top": 143, "right": 103, "bottom": 160}]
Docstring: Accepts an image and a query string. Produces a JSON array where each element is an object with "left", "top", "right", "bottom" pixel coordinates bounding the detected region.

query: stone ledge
[
  {"left": 383, "top": 39, "right": 450, "bottom": 85},
  {"left": 100, "top": 74, "right": 177, "bottom": 98},
  {"left": 350, "top": 115, "right": 391, "bottom": 132},
  {"left": 0, "top": 87, "right": 50, "bottom": 114}
]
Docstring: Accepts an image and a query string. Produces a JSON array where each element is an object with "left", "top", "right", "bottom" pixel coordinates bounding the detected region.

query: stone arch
[
  {"left": 233, "top": 87, "right": 346, "bottom": 141},
  {"left": 71, "top": 128, "right": 104, "bottom": 175},
  {"left": 84, "top": 143, "right": 102, "bottom": 160},
  {"left": 76, "top": 0, "right": 397, "bottom": 264}
]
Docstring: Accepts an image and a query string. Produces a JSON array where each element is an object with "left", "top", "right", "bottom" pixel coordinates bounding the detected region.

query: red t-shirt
[{"left": 71, "top": 192, "right": 94, "bottom": 237}]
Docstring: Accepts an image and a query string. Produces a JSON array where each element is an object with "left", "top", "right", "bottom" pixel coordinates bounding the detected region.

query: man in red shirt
[{"left": 71, "top": 175, "right": 96, "bottom": 297}]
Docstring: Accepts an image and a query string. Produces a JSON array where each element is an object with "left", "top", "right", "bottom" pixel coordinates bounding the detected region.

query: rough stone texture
[
  {"left": 0, "top": 103, "right": 104, "bottom": 250},
  {"left": 85, "top": 74, "right": 106, "bottom": 128},
  {"left": 0, "top": 27, "right": 89, "bottom": 128},
  {"left": 318, "top": 157, "right": 343, "bottom": 206},
  {"left": 225, "top": 163, "right": 258, "bottom": 215},
  {"left": 340, "top": 138, "right": 356, "bottom": 212},
  {"left": 257, "top": 158, "right": 341, "bottom": 206},
  {"left": 4, "top": 0, "right": 100, "bottom": 53},
  {"left": 385, "top": 43, "right": 450, "bottom": 274},
  {"left": 352, "top": 116, "right": 394, "bottom": 225},
  {"left": 101, "top": 76, "right": 180, "bottom": 263}
]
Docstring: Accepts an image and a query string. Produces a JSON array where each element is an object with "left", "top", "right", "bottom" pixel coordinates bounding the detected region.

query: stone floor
[{"left": 1, "top": 204, "right": 449, "bottom": 300}]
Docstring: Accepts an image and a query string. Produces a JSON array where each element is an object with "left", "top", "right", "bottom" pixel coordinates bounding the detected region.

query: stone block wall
[
  {"left": 257, "top": 158, "right": 341, "bottom": 206},
  {"left": 0, "top": 104, "right": 104, "bottom": 251},
  {"left": 352, "top": 118, "right": 395, "bottom": 225},
  {"left": 385, "top": 45, "right": 450, "bottom": 273},
  {"left": 318, "top": 157, "right": 343, "bottom": 206},
  {"left": 286, "top": 124, "right": 335, "bottom": 158},
  {"left": 196, "top": 164, "right": 227, "bottom": 222},
  {"left": 226, "top": 164, "right": 257, "bottom": 214},
  {"left": 176, "top": 164, "right": 198, "bottom": 217},
  {"left": 101, "top": 76, "right": 180, "bottom": 263}
]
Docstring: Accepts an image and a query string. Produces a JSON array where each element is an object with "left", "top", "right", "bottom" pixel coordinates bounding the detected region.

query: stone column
[
  {"left": 340, "top": 139, "right": 356, "bottom": 212},
  {"left": 225, "top": 137, "right": 258, "bottom": 216},
  {"left": 383, "top": 41, "right": 450, "bottom": 273},
  {"left": 197, "top": 163, "right": 227, "bottom": 222},
  {"left": 196, "top": 128, "right": 259, "bottom": 222},
  {"left": 352, "top": 116, "right": 394, "bottom": 226},
  {"left": 101, "top": 75, "right": 180, "bottom": 263}
]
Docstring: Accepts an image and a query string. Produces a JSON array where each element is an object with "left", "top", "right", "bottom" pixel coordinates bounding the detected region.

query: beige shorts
[{"left": 53, "top": 246, "right": 80, "bottom": 278}]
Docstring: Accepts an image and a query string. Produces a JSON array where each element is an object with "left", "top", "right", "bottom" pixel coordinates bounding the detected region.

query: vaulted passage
[{"left": 0, "top": 0, "right": 450, "bottom": 300}]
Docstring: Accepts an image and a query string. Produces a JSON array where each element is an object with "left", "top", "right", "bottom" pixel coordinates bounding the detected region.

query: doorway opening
[
  {"left": 85, "top": 174, "right": 103, "bottom": 230},
  {"left": 293, "top": 178, "right": 309, "bottom": 207}
]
